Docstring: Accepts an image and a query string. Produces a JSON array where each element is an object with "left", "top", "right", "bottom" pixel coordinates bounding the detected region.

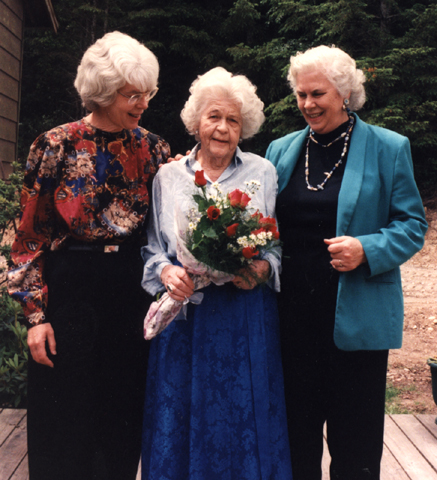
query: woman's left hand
[
  {"left": 232, "top": 260, "right": 271, "bottom": 290},
  {"left": 324, "top": 236, "right": 367, "bottom": 272}
]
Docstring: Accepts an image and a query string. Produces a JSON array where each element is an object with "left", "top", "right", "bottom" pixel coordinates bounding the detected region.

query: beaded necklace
[{"left": 305, "top": 115, "right": 355, "bottom": 191}]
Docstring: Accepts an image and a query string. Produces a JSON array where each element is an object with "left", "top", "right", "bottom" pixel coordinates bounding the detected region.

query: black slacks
[
  {"left": 27, "top": 248, "right": 151, "bottom": 480},
  {"left": 278, "top": 293, "right": 389, "bottom": 480}
]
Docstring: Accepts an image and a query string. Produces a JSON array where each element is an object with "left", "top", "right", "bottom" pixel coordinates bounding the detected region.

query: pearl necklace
[{"left": 305, "top": 115, "right": 355, "bottom": 191}]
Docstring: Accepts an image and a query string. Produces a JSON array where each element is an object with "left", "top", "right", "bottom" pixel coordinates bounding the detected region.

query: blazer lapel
[
  {"left": 337, "top": 114, "right": 367, "bottom": 235},
  {"left": 277, "top": 127, "right": 309, "bottom": 193}
]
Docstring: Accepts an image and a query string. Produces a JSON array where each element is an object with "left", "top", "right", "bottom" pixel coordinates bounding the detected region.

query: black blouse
[{"left": 276, "top": 119, "right": 353, "bottom": 306}]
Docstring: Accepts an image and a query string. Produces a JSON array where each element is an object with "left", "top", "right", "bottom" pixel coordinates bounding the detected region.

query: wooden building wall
[{"left": 0, "top": 0, "right": 23, "bottom": 179}]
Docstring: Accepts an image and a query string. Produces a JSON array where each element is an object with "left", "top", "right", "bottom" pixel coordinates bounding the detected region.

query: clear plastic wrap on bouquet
[{"left": 143, "top": 203, "right": 234, "bottom": 340}]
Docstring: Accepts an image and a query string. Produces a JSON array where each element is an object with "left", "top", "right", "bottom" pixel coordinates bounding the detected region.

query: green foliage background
[
  {"left": 18, "top": 0, "right": 437, "bottom": 197},
  {"left": 2, "top": 0, "right": 437, "bottom": 406},
  {"left": 0, "top": 165, "right": 28, "bottom": 408}
]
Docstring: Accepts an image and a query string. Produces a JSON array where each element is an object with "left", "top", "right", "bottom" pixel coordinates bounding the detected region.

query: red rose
[
  {"left": 226, "top": 223, "right": 239, "bottom": 237},
  {"left": 259, "top": 216, "right": 277, "bottom": 232},
  {"left": 194, "top": 170, "right": 207, "bottom": 187},
  {"left": 228, "top": 189, "right": 251, "bottom": 210},
  {"left": 242, "top": 246, "right": 259, "bottom": 259},
  {"left": 251, "top": 227, "right": 265, "bottom": 236},
  {"left": 207, "top": 206, "right": 221, "bottom": 220},
  {"left": 251, "top": 210, "right": 264, "bottom": 221}
]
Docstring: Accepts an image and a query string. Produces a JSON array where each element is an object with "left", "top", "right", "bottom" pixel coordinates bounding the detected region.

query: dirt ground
[{"left": 389, "top": 206, "right": 437, "bottom": 413}]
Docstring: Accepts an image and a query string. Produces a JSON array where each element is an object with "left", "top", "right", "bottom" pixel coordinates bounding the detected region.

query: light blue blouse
[{"left": 141, "top": 144, "right": 281, "bottom": 296}]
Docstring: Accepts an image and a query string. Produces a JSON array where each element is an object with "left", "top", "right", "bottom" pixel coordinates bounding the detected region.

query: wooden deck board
[
  {"left": 0, "top": 410, "right": 26, "bottom": 446},
  {"left": 383, "top": 416, "right": 437, "bottom": 479},
  {"left": 417, "top": 414, "right": 437, "bottom": 437},
  {"left": 0, "top": 414, "right": 27, "bottom": 480},
  {"left": 1, "top": 410, "right": 437, "bottom": 479},
  {"left": 321, "top": 414, "right": 437, "bottom": 479},
  {"left": 391, "top": 414, "right": 437, "bottom": 472},
  {"left": 380, "top": 445, "right": 411, "bottom": 480},
  {"left": 322, "top": 434, "right": 330, "bottom": 479},
  {"left": 9, "top": 455, "right": 29, "bottom": 480},
  {"left": 136, "top": 461, "right": 141, "bottom": 480}
]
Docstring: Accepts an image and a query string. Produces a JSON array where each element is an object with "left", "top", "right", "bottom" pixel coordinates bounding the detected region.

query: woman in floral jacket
[{"left": 8, "top": 31, "right": 169, "bottom": 480}]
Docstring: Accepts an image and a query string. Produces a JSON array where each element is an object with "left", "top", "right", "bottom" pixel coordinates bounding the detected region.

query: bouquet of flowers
[{"left": 143, "top": 170, "right": 280, "bottom": 339}]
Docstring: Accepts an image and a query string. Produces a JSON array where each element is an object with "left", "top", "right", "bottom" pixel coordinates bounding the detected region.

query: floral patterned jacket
[{"left": 8, "top": 119, "right": 170, "bottom": 326}]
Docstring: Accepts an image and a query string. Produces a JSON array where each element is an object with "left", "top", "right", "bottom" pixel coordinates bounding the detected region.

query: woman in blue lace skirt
[{"left": 141, "top": 67, "right": 293, "bottom": 479}]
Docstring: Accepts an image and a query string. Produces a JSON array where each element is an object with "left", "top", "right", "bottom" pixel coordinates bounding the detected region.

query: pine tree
[{"left": 19, "top": 0, "right": 437, "bottom": 192}]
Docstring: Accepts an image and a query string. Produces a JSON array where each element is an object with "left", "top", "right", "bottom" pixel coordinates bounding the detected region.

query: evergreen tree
[
  {"left": 239, "top": 0, "right": 437, "bottom": 194},
  {"left": 19, "top": 0, "right": 437, "bottom": 193}
]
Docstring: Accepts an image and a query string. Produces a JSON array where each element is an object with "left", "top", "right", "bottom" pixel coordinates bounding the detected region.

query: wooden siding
[
  {"left": 0, "top": 0, "right": 57, "bottom": 179},
  {"left": 0, "top": 0, "right": 23, "bottom": 179}
]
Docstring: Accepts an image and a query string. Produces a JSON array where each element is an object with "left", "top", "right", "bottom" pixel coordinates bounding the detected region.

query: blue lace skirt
[{"left": 142, "top": 282, "right": 293, "bottom": 480}]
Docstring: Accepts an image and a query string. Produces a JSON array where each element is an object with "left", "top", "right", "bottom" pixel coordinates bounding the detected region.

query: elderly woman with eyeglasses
[{"left": 8, "top": 31, "right": 169, "bottom": 480}]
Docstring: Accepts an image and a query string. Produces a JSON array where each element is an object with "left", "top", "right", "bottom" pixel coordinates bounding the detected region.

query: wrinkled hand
[
  {"left": 27, "top": 323, "right": 57, "bottom": 367},
  {"left": 324, "top": 236, "right": 367, "bottom": 272},
  {"left": 233, "top": 260, "right": 271, "bottom": 290},
  {"left": 165, "top": 151, "right": 191, "bottom": 164},
  {"left": 161, "top": 265, "right": 195, "bottom": 301}
]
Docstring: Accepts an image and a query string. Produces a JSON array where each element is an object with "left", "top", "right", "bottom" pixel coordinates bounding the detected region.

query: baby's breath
[
  {"left": 211, "top": 182, "right": 222, "bottom": 193},
  {"left": 186, "top": 173, "right": 280, "bottom": 274},
  {"left": 244, "top": 180, "right": 261, "bottom": 195},
  {"left": 188, "top": 222, "right": 197, "bottom": 232},
  {"left": 237, "top": 236, "right": 250, "bottom": 248}
]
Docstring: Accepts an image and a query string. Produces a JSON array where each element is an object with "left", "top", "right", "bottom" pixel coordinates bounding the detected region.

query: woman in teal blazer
[{"left": 267, "top": 45, "right": 427, "bottom": 480}]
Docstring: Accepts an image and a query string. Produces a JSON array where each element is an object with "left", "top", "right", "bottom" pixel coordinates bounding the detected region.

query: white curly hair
[
  {"left": 180, "top": 67, "right": 265, "bottom": 140},
  {"left": 287, "top": 45, "right": 366, "bottom": 111}
]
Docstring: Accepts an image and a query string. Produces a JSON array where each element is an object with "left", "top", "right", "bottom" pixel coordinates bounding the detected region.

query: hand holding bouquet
[{"left": 144, "top": 170, "right": 280, "bottom": 339}]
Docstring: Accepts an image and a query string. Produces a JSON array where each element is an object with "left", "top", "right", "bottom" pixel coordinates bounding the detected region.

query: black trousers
[
  {"left": 27, "top": 248, "right": 151, "bottom": 480},
  {"left": 278, "top": 294, "right": 389, "bottom": 480}
]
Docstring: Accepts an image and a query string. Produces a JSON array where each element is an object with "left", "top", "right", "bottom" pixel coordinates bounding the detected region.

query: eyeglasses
[{"left": 117, "top": 88, "right": 159, "bottom": 105}]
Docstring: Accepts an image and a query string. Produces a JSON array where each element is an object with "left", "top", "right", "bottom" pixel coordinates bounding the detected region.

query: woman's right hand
[
  {"left": 161, "top": 265, "right": 195, "bottom": 302},
  {"left": 27, "top": 323, "right": 57, "bottom": 368}
]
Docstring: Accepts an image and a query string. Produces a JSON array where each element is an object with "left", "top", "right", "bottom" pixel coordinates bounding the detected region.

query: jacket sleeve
[
  {"left": 356, "top": 137, "right": 427, "bottom": 276},
  {"left": 258, "top": 161, "right": 282, "bottom": 292}
]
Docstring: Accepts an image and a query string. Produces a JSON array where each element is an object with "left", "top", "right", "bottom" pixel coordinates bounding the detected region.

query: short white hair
[
  {"left": 74, "top": 31, "right": 159, "bottom": 111},
  {"left": 287, "top": 45, "right": 366, "bottom": 111},
  {"left": 180, "top": 67, "right": 265, "bottom": 140}
]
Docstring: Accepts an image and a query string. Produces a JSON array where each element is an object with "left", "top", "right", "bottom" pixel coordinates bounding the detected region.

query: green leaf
[{"left": 202, "top": 227, "right": 219, "bottom": 239}]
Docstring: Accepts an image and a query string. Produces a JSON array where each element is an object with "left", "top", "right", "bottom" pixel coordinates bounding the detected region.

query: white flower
[
  {"left": 206, "top": 193, "right": 218, "bottom": 202},
  {"left": 244, "top": 180, "right": 261, "bottom": 195},
  {"left": 187, "top": 207, "right": 200, "bottom": 221},
  {"left": 211, "top": 182, "right": 222, "bottom": 193},
  {"left": 237, "top": 236, "right": 250, "bottom": 248}
]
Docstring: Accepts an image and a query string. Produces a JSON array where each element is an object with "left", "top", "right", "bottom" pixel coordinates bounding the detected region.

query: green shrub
[
  {"left": 0, "top": 162, "right": 28, "bottom": 408},
  {"left": 0, "top": 294, "right": 28, "bottom": 408}
]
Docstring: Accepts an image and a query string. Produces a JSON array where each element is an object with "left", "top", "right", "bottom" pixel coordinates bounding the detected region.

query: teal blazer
[{"left": 266, "top": 114, "right": 428, "bottom": 351}]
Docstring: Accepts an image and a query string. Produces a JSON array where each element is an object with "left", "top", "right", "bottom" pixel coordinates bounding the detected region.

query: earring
[
  {"left": 195, "top": 130, "right": 199, "bottom": 135},
  {"left": 239, "top": 138, "right": 243, "bottom": 144},
  {"left": 342, "top": 98, "right": 349, "bottom": 111}
]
